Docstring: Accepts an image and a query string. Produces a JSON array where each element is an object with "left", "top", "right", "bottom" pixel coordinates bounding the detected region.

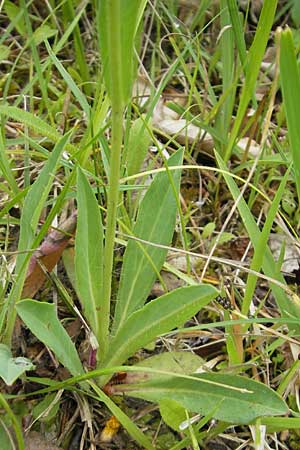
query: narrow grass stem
[
  {"left": 99, "top": 105, "right": 123, "bottom": 364},
  {"left": 0, "top": 392, "right": 25, "bottom": 450}
]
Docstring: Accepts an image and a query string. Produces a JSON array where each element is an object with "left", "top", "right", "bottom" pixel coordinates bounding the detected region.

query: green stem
[
  {"left": 97, "top": 0, "right": 125, "bottom": 366},
  {"left": 89, "top": 381, "right": 155, "bottom": 450},
  {"left": 98, "top": 105, "right": 123, "bottom": 363},
  {"left": 0, "top": 392, "right": 25, "bottom": 450}
]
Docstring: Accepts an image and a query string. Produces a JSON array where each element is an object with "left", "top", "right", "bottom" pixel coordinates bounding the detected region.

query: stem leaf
[{"left": 98, "top": 0, "right": 147, "bottom": 106}]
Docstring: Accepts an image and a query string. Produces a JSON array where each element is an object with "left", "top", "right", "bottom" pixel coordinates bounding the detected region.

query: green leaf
[
  {"left": 216, "top": 0, "right": 236, "bottom": 142},
  {"left": 0, "top": 394, "right": 24, "bottom": 450},
  {"left": 104, "top": 285, "right": 217, "bottom": 369},
  {"left": 280, "top": 27, "right": 300, "bottom": 203},
  {"left": 262, "top": 416, "right": 300, "bottom": 432},
  {"left": 98, "top": 0, "right": 147, "bottom": 107},
  {"left": 32, "top": 393, "right": 60, "bottom": 423},
  {"left": 0, "top": 133, "right": 19, "bottom": 198},
  {"left": 0, "top": 106, "right": 76, "bottom": 153},
  {"left": 0, "top": 344, "right": 35, "bottom": 385},
  {"left": 202, "top": 222, "right": 215, "bottom": 239},
  {"left": 75, "top": 168, "right": 104, "bottom": 342},
  {"left": 224, "top": 0, "right": 278, "bottom": 160},
  {"left": 112, "top": 149, "right": 183, "bottom": 333},
  {"left": 62, "top": 247, "right": 76, "bottom": 292},
  {"left": 159, "top": 399, "right": 187, "bottom": 432},
  {"left": 291, "top": 1, "right": 300, "bottom": 27},
  {"left": 45, "top": 40, "right": 90, "bottom": 118},
  {"left": 242, "top": 167, "right": 290, "bottom": 316},
  {"left": 125, "top": 116, "right": 152, "bottom": 177},
  {"left": 211, "top": 231, "right": 234, "bottom": 246},
  {"left": 226, "top": 0, "right": 247, "bottom": 71},
  {"left": 90, "top": 382, "right": 155, "bottom": 450},
  {"left": 119, "top": 373, "right": 288, "bottom": 425},
  {"left": 16, "top": 300, "right": 84, "bottom": 377},
  {"left": 133, "top": 351, "right": 204, "bottom": 378},
  {"left": 4, "top": 1, "right": 26, "bottom": 36},
  {"left": 2, "top": 132, "right": 73, "bottom": 345},
  {"left": 17, "top": 132, "right": 73, "bottom": 270},
  {"left": 0, "top": 44, "right": 10, "bottom": 62},
  {"left": 33, "top": 24, "right": 57, "bottom": 46},
  {"left": 0, "top": 420, "right": 14, "bottom": 450}
]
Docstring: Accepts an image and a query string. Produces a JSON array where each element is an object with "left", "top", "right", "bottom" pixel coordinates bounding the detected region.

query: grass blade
[
  {"left": 3, "top": 132, "right": 72, "bottom": 345},
  {"left": 242, "top": 167, "right": 291, "bottom": 317},
  {"left": 13, "top": 2, "right": 87, "bottom": 108},
  {"left": 224, "top": 0, "right": 277, "bottom": 160},
  {"left": 90, "top": 382, "right": 155, "bottom": 450},
  {"left": 0, "top": 392, "right": 25, "bottom": 450},
  {"left": 0, "top": 105, "right": 76, "bottom": 153},
  {"left": 17, "top": 131, "right": 72, "bottom": 260},
  {"left": 279, "top": 27, "right": 300, "bottom": 203},
  {"left": 0, "top": 132, "right": 19, "bottom": 198},
  {"left": 261, "top": 417, "right": 300, "bottom": 432},
  {"left": 45, "top": 40, "right": 90, "bottom": 118},
  {"left": 226, "top": 0, "right": 247, "bottom": 70},
  {"left": 216, "top": 0, "right": 235, "bottom": 141},
  {"left": 62, "top": 0, "right": 91, "bottom": 96},
  {"left": 20, "top": 0, "right": 51, "bottom": 119},
  {"left": 215, "top": 152, "right": 300, "bottom": 334}
]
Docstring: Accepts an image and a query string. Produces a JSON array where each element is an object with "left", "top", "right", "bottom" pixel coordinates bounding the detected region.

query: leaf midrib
[{"left": 126, "top": 385, "right": 284, "bottom": 413}]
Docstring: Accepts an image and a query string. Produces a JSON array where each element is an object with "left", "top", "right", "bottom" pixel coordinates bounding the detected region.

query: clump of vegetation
[{"left": 1, "top": 1, "right": 300, "bottom": 449}]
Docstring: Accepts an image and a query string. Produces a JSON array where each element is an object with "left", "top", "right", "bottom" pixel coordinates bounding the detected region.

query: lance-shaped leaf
[
  {"left": 16, "top": 300, "right": 84, "bottom": 377},
  {"left": 112, "top": 149, "right": 183, "bottom": 334},
  {"left": 113, "top": 372, "right": 288, "bottom": 425},
  {"left": 75, "top": 168, "right": 104, "bottom": 342},
  {"left": 98, "top": 0, "right": 147, "bottom": 107},
  {"left": 104, "top": 285, "right": 217, "bottom": 369},
  {"left": 125, "top": 116, "right": 152, "bottom": 177}
]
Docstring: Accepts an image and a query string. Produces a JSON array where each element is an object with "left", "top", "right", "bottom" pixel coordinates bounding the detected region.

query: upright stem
[
  {"left": 97, "top": 0, "right": 135, "bottom": 367},
  {"left": 98, "top": 105, "right": 123, "bottom": 363}
]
